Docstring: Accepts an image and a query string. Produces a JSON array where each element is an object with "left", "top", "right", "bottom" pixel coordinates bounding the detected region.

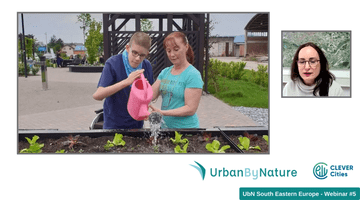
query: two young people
[{"left": 93, "top": 32, "right": 203, "bottom": 129}]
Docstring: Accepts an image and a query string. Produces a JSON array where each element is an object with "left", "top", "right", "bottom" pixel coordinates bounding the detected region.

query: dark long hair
[
  {"left": 163, "top": 31, "right": 195, "bottom": 64},
  {"left": 290, "top": 42, "right": 335, "bottom": 96}
]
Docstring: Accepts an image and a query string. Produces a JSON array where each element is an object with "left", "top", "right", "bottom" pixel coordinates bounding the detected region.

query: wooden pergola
[{"left": 102, "top": 13, "right": 206, "bottom": 79}]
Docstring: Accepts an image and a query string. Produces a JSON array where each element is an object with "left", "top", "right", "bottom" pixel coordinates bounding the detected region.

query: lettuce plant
[
  {"left": 238, "top": 137, "right": 250, "bottom": 150},
  {"left": 174, "top": 143, "right": 188, "bottom": 153},
  {"left": 263, "top": 135, "right": 269, "bottom": 145},
  {"left": 20, "top": 135, "right": 44, "bottom": 153},
  {"left": 55, "top": 149, "right": 65, "bottom": 153},
  {"left": 206, "top": 140, "right": 230, "bottom": 153},
  {"left": 104, "top": 133, "right": 126, "bottom": 151},
  {"left": 171, "top": 131, "right": 189, "bottom": 153},
  {"left": 238, "top": 136, "right": 261, "bottom": 151},
  {"left": 170, "top": 131, "right": 188, "bottom": 145}
]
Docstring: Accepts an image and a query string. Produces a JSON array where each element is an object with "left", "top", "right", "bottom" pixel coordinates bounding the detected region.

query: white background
[{"left": 3, "top": 1, "right": 359, "bottom": 199}]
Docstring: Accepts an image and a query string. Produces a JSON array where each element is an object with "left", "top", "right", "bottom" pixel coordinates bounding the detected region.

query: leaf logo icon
[{"left": 190, "top": 161, "right": 206, "bottom": 180}]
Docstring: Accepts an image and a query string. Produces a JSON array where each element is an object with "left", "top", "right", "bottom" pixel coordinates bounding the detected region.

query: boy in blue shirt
[{"left": 93, "top": 32, "right": 154, "bottom": 129}]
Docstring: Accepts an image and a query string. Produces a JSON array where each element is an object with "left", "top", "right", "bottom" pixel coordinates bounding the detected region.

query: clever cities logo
[
  {"left": 313, "top": 162, "right": 354, "bottom": 180},
  {"left": 313, "top": 162, "right": 328, "bottom": 179}
]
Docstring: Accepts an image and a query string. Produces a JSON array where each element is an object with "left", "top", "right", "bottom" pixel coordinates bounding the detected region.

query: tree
[
  {"left": 141, "top": 19, "right": 153, "bottom": 32},
  {"left": 18, "top": 34, "right": 36, "bottom": 60},
  {"left": 47, "top": 35, "right": 64, "bottom": 52},
  {"left": 85, "top": 19, "right": 103, "bottom": 64},
  {"left": 77, "top": 13, "right": 92, "bottom": 44},
  {"left": 25, "top": 37, "right": 34, "bottom": 59}
]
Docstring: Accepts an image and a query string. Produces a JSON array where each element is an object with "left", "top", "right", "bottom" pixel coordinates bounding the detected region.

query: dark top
[{"left": 97, "top": 54, "right": 154, "bottom": 129}]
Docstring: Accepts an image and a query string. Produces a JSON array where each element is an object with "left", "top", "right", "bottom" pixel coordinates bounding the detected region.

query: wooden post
[
  {"left": 135, "top": 14, "right": 141, "bottom": 31},
  {"left": 103, "top": 14, "right": 110, "bottom": 61},
  {"left": 204, "top": 13, "right": 210, "bottom": 93},
  {"left": 198, "top": 14, "right": 205, "bottom": 80}
]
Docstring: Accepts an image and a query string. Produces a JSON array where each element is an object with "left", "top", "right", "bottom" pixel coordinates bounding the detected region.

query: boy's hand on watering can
[{"left": 126, "top": 69, "right": 144, "bottom": 86}]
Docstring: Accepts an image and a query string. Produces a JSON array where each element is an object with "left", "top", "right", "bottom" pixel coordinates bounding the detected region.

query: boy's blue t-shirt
[
  {"left": 157, "top": 65, "right": 203, "bottom": 128},
  {"left": 97, "top": 54, "right": 154, "bottom": 129}
]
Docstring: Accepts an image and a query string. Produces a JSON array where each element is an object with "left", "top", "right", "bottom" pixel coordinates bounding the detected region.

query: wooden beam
[
  {"left": 109, "top": 14, "right": 120, "bottom": 26},
  {"left": 197, "top": 14, "right": 205, "bottom": 79},
  {"left": 187, "top": 14, "right": 200, "bottom": 26},
  {"left": 167, "top": 14, "right": 173, "bottom": 32},
  {"left": 135, "top": 14, "right": 141, "bottom": 31},
  {"left": 103, "top": 14, "right": 110, "bottom": 61}
]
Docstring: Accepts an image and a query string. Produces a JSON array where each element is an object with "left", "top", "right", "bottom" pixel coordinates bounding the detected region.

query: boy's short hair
[{"left": 129, "top": 32, "right": 152, "bottom": 50}]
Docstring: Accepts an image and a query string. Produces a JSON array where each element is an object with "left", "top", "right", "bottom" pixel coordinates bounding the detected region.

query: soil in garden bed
[{"left": 18, "top": 133, "right": 268, "bottom": 154}]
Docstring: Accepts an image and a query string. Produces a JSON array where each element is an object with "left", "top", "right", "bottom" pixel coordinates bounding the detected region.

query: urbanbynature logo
[
  {"left": 190, "top": 161, "right": 297, "bottom": 180},
  {"left": 313, "top": 162, "right": 354, "bottom": 180},
  {"left": 190, "top": 161, "right": 206, "bottom": 180},
  {"left": 313, "top": 162, "right": 328, "bottom": 179}
]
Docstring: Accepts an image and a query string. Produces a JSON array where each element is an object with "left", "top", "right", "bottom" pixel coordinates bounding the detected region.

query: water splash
[{"left": 149, "top": 112, "right": 165, "bottom": 145}]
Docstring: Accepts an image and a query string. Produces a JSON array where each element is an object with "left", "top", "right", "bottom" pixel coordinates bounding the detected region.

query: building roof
[
  {"left": 234, "top": 35, "right": 245, "bottom": 43},
  {"left": 245, "top": 13, "right": 268, "bottom": 31}
]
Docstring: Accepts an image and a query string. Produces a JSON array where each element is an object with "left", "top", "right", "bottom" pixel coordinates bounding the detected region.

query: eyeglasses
[
  {"left": 297, "top": 59, "right": 320, "bottom": 68},
  {"left": 130, "top": 48, "right": 147, "bottom": 59}
]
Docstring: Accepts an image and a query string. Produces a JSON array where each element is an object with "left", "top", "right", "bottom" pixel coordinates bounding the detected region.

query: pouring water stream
[{"left": 148, "top": 112, "right": 165, "bottom": 145}]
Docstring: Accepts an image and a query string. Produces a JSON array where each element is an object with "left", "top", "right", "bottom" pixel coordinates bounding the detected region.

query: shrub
[
  {"left": 18, "top": 63, "right": 29, "bottom": 76},
  {"left": 31, "top": 66, "right": 40, "bottom": 75},
  {"left": 249, "top": 64, "right": 268, "bottom": 87},
  {"left": 204, "top": 59, "right": 221, "bottom": 93},
  {"left": 18, "top": 63, "right": 41, "bottom": 76},
  {"left": 230, "top": 61, "right": 246, "bottom": 80}
]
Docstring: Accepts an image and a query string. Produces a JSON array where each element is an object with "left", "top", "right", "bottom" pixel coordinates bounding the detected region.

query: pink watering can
[{"left": 127, "top": 73, "right": 153, "bottom": 121}]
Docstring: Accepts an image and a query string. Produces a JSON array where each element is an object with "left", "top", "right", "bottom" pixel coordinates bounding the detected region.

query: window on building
[{"left": 247, "top": 32, "right": 268, "bottom": 37}]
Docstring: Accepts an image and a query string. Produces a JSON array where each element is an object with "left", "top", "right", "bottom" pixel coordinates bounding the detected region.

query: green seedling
[
  {"left": 55, "top": 149, "right": 65, "bottom": 153},
  {"left": 170, "top": 131, "right": 188, "bottom": 145},
  {"left": 263, "top": 135, "right": 269, "bottom": 145},
  {"left": 63, "top": 135, "right": 84, "bottom": 149},
  {"left": 202, "top": 132, "right": 212, "bottom": 142},
  {"left": 153, "top": 145, "right": 159, "bottom": 153},
  {"left": 20, "top": 135, "right": 44, "bottom": 153},
  {"left": 174, "top": 142, "right": 189, "bottom": 153},
  {"left": 206, "top": 140, "right": 230, "bottom": 153},
  {"left": 238, "top": 137, "right": 261, "bottom": 151},
  {"left": 250, "top": 146, "right": 261, "bottom": 151},
  {"left": 104, "top": 133, "right": 126, "bottom": 151},
  {"left": 237, "top": 136, "right": 250, "bottom": 150},
  {"left": 113, "top": 133, "right": 126, "bottom": 146}
]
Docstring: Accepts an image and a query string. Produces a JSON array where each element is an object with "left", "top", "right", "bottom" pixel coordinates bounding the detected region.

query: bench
[{"left": 62, "top": 58, "right": 81, "bottom": 67}]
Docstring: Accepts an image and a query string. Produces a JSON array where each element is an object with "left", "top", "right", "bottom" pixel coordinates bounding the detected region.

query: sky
[{"left": 17, "top": 13, "right": 257, "bottom": 45}]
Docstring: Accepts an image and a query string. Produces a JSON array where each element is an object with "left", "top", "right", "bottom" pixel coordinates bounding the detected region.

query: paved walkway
[{"left": 18, "top": 67, "right": 258, "bottom": 131}]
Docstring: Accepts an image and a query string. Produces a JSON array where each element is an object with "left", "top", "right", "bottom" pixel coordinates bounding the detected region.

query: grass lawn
[{"left": 207, "top": 72, "right": 268, "bottom": 108}]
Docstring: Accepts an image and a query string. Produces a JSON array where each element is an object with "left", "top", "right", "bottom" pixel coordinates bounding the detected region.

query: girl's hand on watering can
[{"left": 126, "top": 69, "right": 144, "bottom": 86}]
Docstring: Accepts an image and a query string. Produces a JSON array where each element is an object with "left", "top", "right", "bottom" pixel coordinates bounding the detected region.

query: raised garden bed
[
  {"left": 68, "top": 65, "right": 103, "bottom": 73},
  {"left": 18, "top": 127, "right": 269, "bottom": 154}
]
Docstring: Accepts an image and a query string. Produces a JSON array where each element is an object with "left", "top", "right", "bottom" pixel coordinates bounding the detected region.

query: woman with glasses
[
  {"left": 150, "top": 32, "right": 204, "bottom": 128},
  {"left": 283, "top": 42, "right": 343, "bottom": 96},
  {"left": 93, "top": 32, "right": 154, "bottom": 129}
]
